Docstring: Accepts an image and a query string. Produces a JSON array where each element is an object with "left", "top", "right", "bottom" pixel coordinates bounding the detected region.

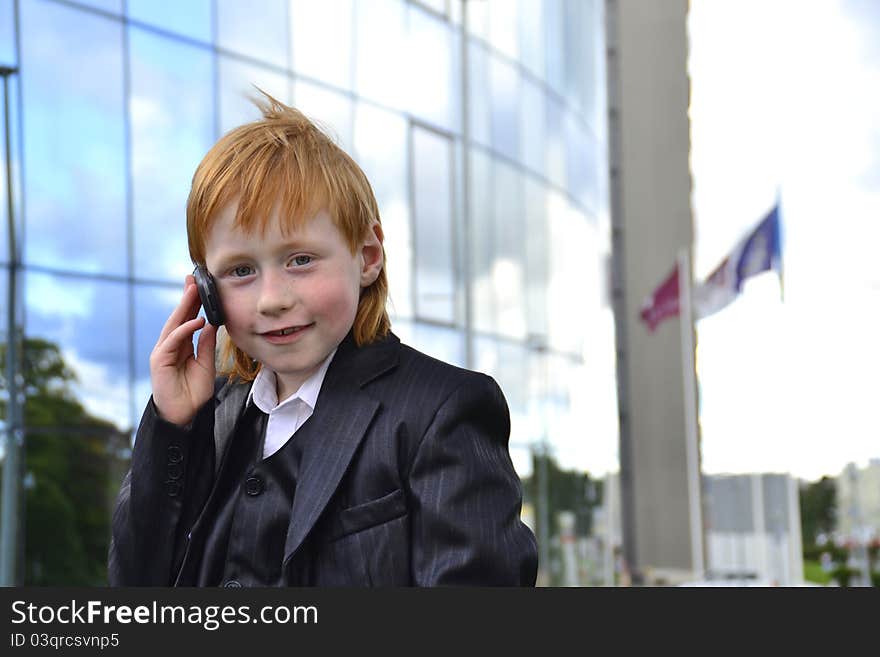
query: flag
[
  {"left": 694, "top": 203, "right": 783, "bottom": 320},
  {"left": 639, "top": 263, "right": 680, "bottom": 332}
]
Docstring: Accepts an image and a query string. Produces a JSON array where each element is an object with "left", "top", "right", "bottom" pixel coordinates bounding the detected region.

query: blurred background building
[
  {"left": 837, "top": 461, "right": 880, "bottom": 538},
  {"left": 605, "top": 0, "right": 703, "bottom": 586},
  {"left": 0, "top": 0, "right": 619, "bottom": 586},
  {"left": 703, "top": 473, "right": 803, "bottom": 586},
  {"left": 833, "top": 461, "right": 880, "bottom": 586}
]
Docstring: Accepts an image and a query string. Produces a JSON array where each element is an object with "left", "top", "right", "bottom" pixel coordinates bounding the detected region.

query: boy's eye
[
  {"left": 231, "top": 265, "right": 254, "bottom": 277},
  {"left": 290, "top": 255, "right": 312, "bottom": 267}
]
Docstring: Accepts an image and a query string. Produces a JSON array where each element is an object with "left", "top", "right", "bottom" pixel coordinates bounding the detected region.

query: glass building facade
[{"left": 0, "top": 0, "right": 618, "bottom": 585}]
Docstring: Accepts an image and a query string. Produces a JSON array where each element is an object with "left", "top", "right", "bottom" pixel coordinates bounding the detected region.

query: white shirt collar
[{"left": 247, "top": 348, "right": 337, "bottom": 414}]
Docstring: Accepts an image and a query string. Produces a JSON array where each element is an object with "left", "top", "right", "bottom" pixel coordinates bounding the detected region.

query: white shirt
[{"left": 246, "top": 348, "right": 337, "bottom": 459}]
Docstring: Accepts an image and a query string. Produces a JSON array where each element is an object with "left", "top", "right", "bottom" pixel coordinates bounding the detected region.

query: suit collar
[{"left": 331, "top": 329, "right": 400, "bottom": 388}]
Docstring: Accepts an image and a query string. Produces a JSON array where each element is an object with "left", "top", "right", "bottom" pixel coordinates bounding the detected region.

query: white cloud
[{"left": 62, "top": 349, "right": 131, "bottom": 431}]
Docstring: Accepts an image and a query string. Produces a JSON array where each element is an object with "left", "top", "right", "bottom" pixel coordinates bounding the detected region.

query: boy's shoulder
[{"left": 377, "top": 332, "right": 501, "bottom": 399}]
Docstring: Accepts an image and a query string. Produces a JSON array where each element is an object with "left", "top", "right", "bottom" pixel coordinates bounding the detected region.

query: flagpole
[{"left": 677, "top": 247, "right": 705, "bottom": 580}]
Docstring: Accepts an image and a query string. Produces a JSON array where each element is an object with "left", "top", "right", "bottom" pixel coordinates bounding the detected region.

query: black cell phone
[{"left": 192, "top": 265, "right": 225, "bottom": 326}]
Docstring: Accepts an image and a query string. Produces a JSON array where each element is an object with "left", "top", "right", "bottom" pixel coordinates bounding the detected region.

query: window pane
[
  {"left": 500, "top": 341, "right": 529, "bottom": 450},
  {"left": 519, "top": 0, "right": 544, "bottom": 80},
  {"left": 219, "top": 55, "right": 291, "bottom": 135},
  {"left": 292, "top": 79, "right": 353, "bottom": 155},
  {"left": 520, "top": 75, "right": 546, "bottom": 176},
  {"left": 353, "top": 103, "right": 411, "bottom": 319},
  {"left": 130, "top": 27, "right": 214, "bottom": 282},
  {"left": 565, "top": 112, "right": 599, "bottom": 212},
  {"left": 544, "top": 0, "right": 564, "bottom": 96},
  {"left": 0, "top": 0, "right": 15, "bottom": 66},
  {"left": 545, "top": 94, "right": 566, "bottom": 190},
  {"left": 467, "top": 42, "right": 491, "bottom": 147},
  {"left": 474, "top": 335, "right": 527, "bottom": 426},
  {"left": 524, "top": 177, "right": 548, "bottom": 340},
  {"left": 406, "top": 6, "right": 459, "bottom": 132},
  {"left": 412, "top": 127, "right": 455, "bottom": 323},
  {"left": 590, "top": 0, "right": 607, "bottom": 139},
  {"left": 290, "top": 0, "right": 352, "bottom": 91},
  {"left": 25, "top": 417, "right": 129, "bottom": 585},
  {"left": 489, "top": 55, "right": 519, "bottom": 162},
  {"left": 132, "top": 283, "right": 181, "bottom": 428},
  {"left": 563, "top": 0, "right": 595, "bottom": 115},
  {"left": 449, "top": 0, "right": 462, "bottom": 26},
  {"left": 217, "top": 0, "right": 288, "bottom": 68},
  {"left": 393, "top": 319, "right": 465, "bottom": 368},
  {"left": 492, "top": 161, "right": 526, "bottom": 339},
  {"left": 24, "top": 271, "right": 130, "bottom": 430},
  {"left": 452, "top": 139, "right": 466, "bottom": 326},
  {"left": 465, "top": 0, "right": 489, "bottom": 41},
  {"left": 541, "top": 354, "right": 605, "bottom": 475},
  {"left": 354, "top": 0, "right": 407, "bottom": 111},
  {"left": 127, "top": 0, "right": 212, "bottom": 44},
  {"left": 473, "top": 333, "right": 498, "bottom": 378},
  {"left": 487, "top": 0, "right": 518, "bottom": 61},
  {"left": 20, "top": 0, "right": 126, "bottom": 275},
  {"left": 544, "top": 352, "right": 574, "bottom": 455},
  {"left": 22, "top": 271, "right": 130, "bottom": 586},
  {"left": 581, "top": 308, "right": 620, "bottom": 474},
  {"left": 546, "top": 194, "right": 594, "bottom": 354},
  {"left": 579, "top": 350, "right": 619, "bottom": 474},
  {"left": 526, "top": 349, "right": 549, "bottom": 442},
  {"left": 469, "top": 148, "right": 493, "bottom": 333}
]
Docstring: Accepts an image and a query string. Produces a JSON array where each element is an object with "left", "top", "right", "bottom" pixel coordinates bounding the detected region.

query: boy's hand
[{"left": 150, "top": 274, "right": 218, "bottom": 427}]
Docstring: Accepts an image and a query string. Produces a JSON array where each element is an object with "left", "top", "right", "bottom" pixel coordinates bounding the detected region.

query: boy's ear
[{"left": 359, "top": 222, "right": 384, "bottom": 288}]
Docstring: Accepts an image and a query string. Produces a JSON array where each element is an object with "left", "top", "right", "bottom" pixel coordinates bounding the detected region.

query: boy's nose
[{"left": 257, "top": 270, "right": 295, "bottom": 316}]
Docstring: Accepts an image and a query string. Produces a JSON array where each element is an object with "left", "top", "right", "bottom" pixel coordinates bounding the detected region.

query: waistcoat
[{"left": 194, "top": 402, "right": 308, "bottom": 587}]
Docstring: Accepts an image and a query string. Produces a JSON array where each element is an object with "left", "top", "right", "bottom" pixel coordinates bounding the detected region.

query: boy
[{"left": 109, "top": 94, "right": 538, "bottom": 586}]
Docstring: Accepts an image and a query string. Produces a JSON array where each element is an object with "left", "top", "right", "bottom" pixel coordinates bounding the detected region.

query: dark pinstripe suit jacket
[{"left": 108, "top": 331, "right": 538, "bottom": 586}]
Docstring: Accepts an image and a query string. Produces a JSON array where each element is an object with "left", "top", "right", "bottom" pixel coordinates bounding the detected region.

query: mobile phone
[{"left": 192, "top": 265, "right": 225, "bottom": 326}]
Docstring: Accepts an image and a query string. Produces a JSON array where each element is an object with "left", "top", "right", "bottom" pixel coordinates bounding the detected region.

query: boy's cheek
[
  {"left": 225, "top": 330, "right": 258, "bottom": 360},
  {"left": 309, "top": 279, "right": 359, "bottom": 309},
  {"left": 325, "top": 288, "right": 362, "bottom": 322},
  {"left": 220, "top": 309, "right": 252, "bottom": 342},
  {"left": 219, "top": 289, "right": 249, "bottom": 317}
]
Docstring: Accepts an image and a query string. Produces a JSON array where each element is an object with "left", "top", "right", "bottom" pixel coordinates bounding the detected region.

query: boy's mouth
[{"left": 261, "top": 324, "right": 313, "bottom": 337}]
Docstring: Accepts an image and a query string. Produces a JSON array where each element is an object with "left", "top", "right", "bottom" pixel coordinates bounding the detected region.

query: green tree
[
  {"left": 522, "top": 452, "right": 602, "bottom": 542},
  {"left": 1, "top": 338, "right": 130, "bottom": 585},
  {"left": 799, "top": 476, "right": 836, "bottom": 550}
]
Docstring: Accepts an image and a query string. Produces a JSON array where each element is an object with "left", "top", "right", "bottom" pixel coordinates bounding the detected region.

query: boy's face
[{"left": 204, "top": 201, "right": 383, "bottom": 400}]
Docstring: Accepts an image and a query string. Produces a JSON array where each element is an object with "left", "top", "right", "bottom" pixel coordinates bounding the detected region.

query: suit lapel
[
  {"left": 282, "top": 387, "right": 379, "bottom": 565},
  {"left": 282, "top": 331, "right": 400, "bottom": 566},
  {"left": 213, "top": 379, "right": 251, "bottom": 476}
]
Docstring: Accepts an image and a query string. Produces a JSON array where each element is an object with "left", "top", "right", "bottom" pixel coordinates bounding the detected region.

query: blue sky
[{"left": 689, "top": 0, "right": 880, "bottom": 481}]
